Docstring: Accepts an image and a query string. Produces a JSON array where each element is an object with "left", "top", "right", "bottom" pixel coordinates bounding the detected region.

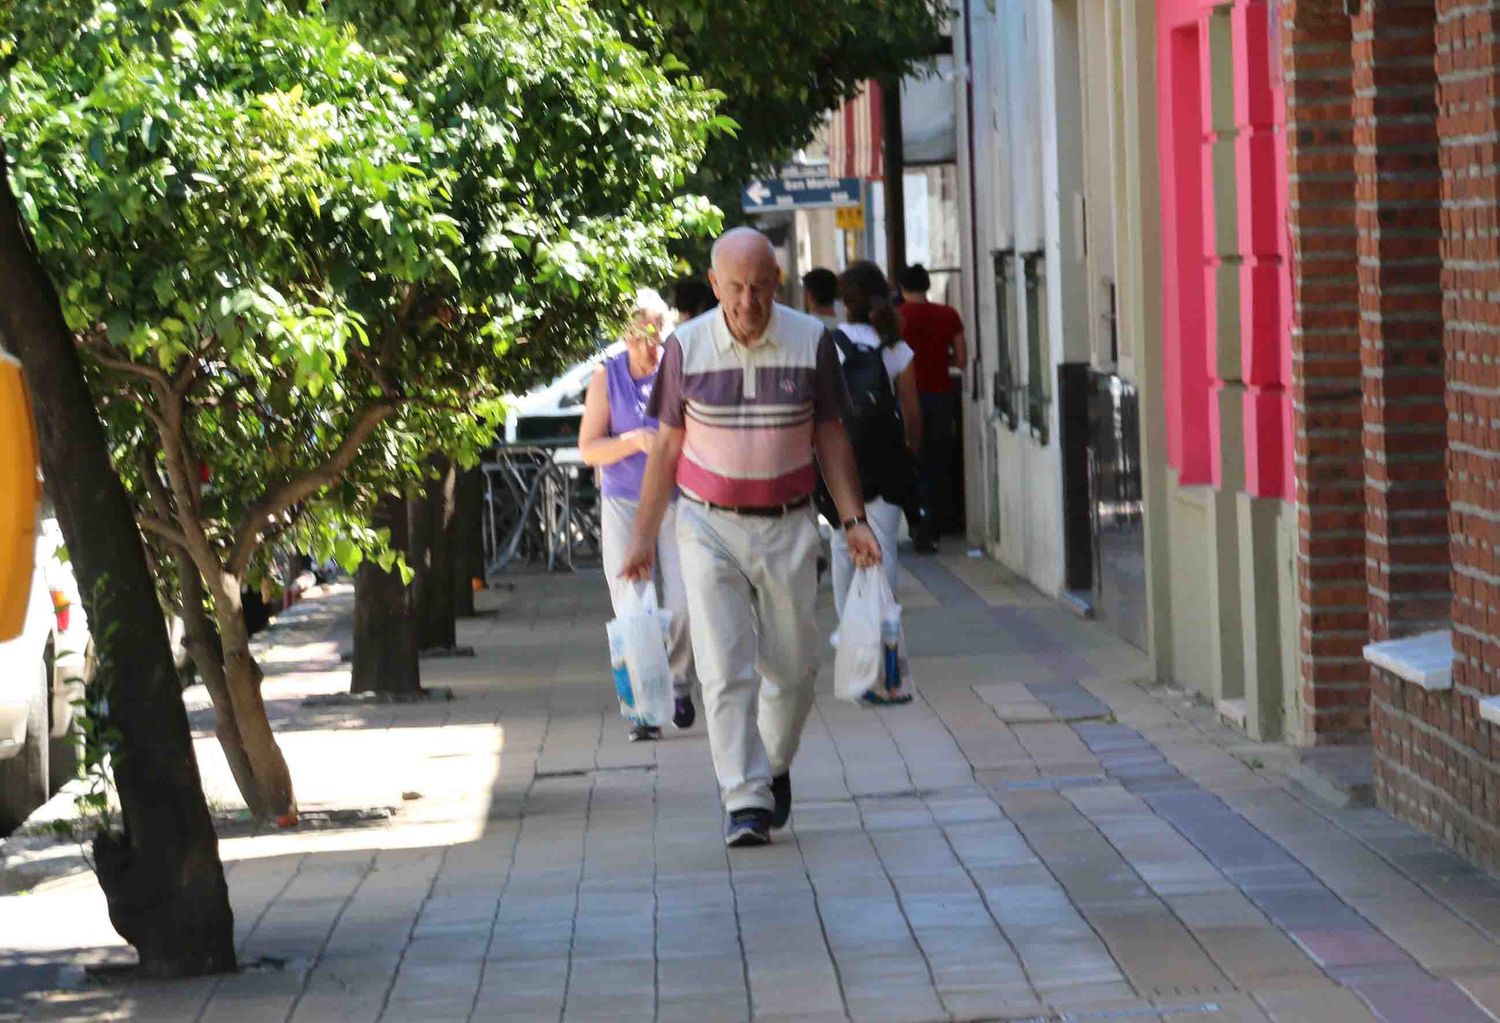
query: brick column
[
  {"left": 1431, "top": 0, "right": 1500, "bottom": 868},
  {"left": 1282, "top": 0, "right": 1368, "bottom": 741},
  {"left": 1352, "top": 0, "right": 1450, "bottom": 644}
]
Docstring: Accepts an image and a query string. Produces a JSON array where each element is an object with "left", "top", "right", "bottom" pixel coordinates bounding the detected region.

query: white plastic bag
[
  {"left": 605, "top": 581, "right": 674, "bottom": 726},
  {"left": 834, "top": 567, "right": 915, "bottom": 703}
]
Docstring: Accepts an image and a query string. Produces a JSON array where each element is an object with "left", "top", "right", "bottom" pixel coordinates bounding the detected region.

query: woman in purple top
[{"left": 580, "top": 289, "right": 698, "bottom": 741}]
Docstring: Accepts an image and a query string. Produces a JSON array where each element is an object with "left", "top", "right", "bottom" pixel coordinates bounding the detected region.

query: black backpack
[{"left": 815, "top": 331, "right": 915, "bottom": 519}]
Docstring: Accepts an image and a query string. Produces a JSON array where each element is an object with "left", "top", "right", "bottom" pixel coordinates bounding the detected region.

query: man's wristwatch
[{"left": 841, "top": 515, "right": 868, "bottom": 531}]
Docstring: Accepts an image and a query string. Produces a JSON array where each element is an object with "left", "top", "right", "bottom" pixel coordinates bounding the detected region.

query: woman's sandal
[{"left": 861, "top": 689, "right": 914, "bottom": 707}]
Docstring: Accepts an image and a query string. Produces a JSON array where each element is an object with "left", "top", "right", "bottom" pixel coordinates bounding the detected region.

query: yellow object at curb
[{"left": 0, "top": 352, "right": 40, "bottom": 643}]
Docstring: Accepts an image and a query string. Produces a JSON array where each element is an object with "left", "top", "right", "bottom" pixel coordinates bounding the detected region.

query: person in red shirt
[{"left": 896, "top": 264, "right": 967, "bottom": 552}]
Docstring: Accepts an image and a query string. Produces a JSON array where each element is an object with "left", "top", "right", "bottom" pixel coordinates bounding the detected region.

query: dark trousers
[{"left": 916, "top": 390, "right": 956, "bottom": 534}]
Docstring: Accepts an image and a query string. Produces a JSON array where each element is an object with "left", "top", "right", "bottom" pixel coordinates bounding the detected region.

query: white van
[{"left": 0, "top": 511, "right": 92, "bottom": 833}]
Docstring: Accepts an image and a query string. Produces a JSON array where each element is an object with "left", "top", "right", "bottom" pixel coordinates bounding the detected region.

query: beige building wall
[{"left": 1074, "top": 0, "right": 1295, "bottom": 739}]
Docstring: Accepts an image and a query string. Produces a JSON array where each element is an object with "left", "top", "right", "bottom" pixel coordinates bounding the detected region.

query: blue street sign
[{"left": 741, "top": 176, "right": 862, "bottom": 212}]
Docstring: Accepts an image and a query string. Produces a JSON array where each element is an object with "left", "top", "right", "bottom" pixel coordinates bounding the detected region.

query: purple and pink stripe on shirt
[{"left": 647, "top": 305, "right": 851, "bottom": 508}]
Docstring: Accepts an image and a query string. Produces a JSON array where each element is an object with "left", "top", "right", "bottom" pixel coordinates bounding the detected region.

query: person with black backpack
[{"left": 817, "top": 262, "right": 923, "bottom": 636}]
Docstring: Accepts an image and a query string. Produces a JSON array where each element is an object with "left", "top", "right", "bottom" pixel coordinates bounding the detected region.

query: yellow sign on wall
[
  {"left": 0, "top": 353, "right": 40, "bottom": 642},
  {"left": 835, "top": 205, "right": 866, "bottom": 232}
]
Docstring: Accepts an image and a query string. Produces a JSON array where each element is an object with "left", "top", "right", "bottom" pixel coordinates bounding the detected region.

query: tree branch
[
  {"left": 82, "top": 339, "right": 172, "bottom": 388},
  {"left": 172, "top": 333, "right": 216, "bottom": 397},
  {"left": 137, "top": 515, "right": 192, "bottom": 550},
  {"left": 137, "top": 449, "right": 177, "bottom": 527},
  {"left": 372, "top": 286, "right": 419, "bottom": 395},
  {"left": 148, "top": 378, "right": 225, "bottom": 591},
  {"left": 228, "top": 402, "right": 394, "bottom": 578}
]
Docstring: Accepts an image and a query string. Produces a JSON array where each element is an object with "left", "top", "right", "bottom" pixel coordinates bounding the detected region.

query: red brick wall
[
  {"left": 1350, "top": 0, "right": 1449, "bottom": 643},
  {"left": 1274, "top": 0, "right": 1499, "bottom": 866},
  {"left": 1372, "top": 664, "right": 1500, "bottom": 872},
  {"left": 1282, "top": 0, "right": 1369, "bottom": 740},
  {"left": 1393, "top": 0, "right": 1500, "bottom": 867}
]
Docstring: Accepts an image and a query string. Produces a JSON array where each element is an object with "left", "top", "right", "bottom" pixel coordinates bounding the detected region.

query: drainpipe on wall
[
  {"left": 962, "top": 0, "right": 982, "bottom": 405},
  {"left": 882, "top": 77, "right": 906, "bottom": 281}
]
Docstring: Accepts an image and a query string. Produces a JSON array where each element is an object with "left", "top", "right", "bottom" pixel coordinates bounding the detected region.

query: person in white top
[{"left": 824, "top": 261, "right": 923, "bottom": 627}]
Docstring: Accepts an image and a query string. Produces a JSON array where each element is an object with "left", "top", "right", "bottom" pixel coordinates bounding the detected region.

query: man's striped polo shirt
[{"left": 647, "top": 303, "right": 851, "bottom": 508}]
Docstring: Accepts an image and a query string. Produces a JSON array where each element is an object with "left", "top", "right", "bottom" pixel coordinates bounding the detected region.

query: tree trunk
[
  {"left": 452, "top": 465, "right": 483, "bottom": 618},
  {"left": 0, "top": 152, "right": 235, "bottom": 977},
  {"left": 175, "top": 557, "right": 265, "bottom": 818},
  {"left": 351, "top": 494, "right": 422, "bottom": 694},
  {"left": 204, "top": 577, "right": 296, "bottom": 824},
  {"left": 416, "top": 455, "right": 458, "bottom": 650}
]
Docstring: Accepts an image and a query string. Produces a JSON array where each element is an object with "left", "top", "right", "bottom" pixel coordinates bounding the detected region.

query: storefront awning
[{"left": 827, "top": 81, "right": 884, "bottom": 181}]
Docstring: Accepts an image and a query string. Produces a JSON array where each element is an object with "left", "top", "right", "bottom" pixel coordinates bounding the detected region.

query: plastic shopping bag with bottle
[
  {"left": 833, "top": 567, "right": 915, "bottom": 705},
  {"left": 605, "top": 581, "right": 675, "bottom": 726}
]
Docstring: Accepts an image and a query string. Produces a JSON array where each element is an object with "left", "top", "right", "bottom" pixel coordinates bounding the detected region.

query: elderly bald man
[{"left": 621, "top": 227, "right": 882, "bottom": 847}]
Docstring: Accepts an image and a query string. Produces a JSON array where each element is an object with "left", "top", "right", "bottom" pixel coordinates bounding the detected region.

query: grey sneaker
[
  {"left": 628, "top": 724, "right": 661, "bottom": 742},
  {"left": 725, "top": 808, "right": 772, "bottom": 847}
]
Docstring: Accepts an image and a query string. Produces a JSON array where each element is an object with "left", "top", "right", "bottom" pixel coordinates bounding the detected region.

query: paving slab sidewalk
[{"left": 3, "top": 556, "right": 1500, "bottom": 1023}]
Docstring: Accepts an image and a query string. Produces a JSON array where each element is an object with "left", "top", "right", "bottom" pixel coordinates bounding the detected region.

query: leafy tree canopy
[
  {"left": 598, "top": 0, "right": 946, "bottom": 267},
  {"left": 1, "top": 0, "right": 723, "bottom": 585},
  {"left": 626, "top": 1, "right": 944, "bottom": 179},
  {"left": 2, "top": 0, "right": 725, "bottom": 819}
]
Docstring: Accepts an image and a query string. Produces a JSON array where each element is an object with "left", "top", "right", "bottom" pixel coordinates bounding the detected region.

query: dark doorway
[{"left": 1087, "top": 371, "right": 1147, "bottom": 650}]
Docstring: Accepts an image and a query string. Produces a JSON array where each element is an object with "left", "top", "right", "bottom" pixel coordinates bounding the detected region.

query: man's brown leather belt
[{"left": 686, "top": 494, "right": 811, "bottom": 518}]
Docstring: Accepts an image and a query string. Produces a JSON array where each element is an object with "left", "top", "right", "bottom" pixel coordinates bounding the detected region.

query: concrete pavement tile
[
  {"left": 1165, "top": 992, "right": 1273, "bottom": 1022},
  {"left": 561, "top": 990, "right": 654, "bottom": 1021},
  {"left": 657, "top": 955, "right": 748, "bottom": 999},
  {"left": 1248, "top": 889, "right": 1368, "bottom": 932},
  {"left": 1026, "top": 832, "right": 1154, "bottom": 906},
  {"left": 844, "top": 986, "right": 947, "bottom": 1023},
  {"left": 475, "top": 959, "right": 568, "bottom": 1001},
  {"left": 1454, "top": 974, "right": 1500, "bottom": 1018},
  {"left": 1041, "top": 984, "right": 1145, "bottom": 1010},
  {"left": 1344, "top": 973, "right": 1498, "bottom": 1023},
  {"left": 943, "top": 820, "right": 1039, "bottom": 870},
  {"left": 290, "top": 981, "right": 386, "bottom": 1023},
  {"left": 197, "top": 963, "right": 307, "bottom": 1022},
  {"left": 1187, "top": 926, "right": 1325, "bottom": 987},
  {"left": 1429, "top": 895, "right": 1500, "bottom": 944},
  {"left": 82, "top": 977, "right": 215, "bottom": 1023},
  {"left": 1082, "top": 903, "right": 1232, "bottom": 996},
  {"left": 26, "top": 566, "right": 1500, "bottom": 1023},
  {"left": 398, "top": 934, "right": 489, "bottom": 964},
  {"left": 1345, "top": 892, "right": 1500, "bottom": 974},
  {"left": 940, "top": 988, "right": 1046, "bottom": 1020},
  {"left": 743, "top": 961, "right": 845, "bottom": 1018},
  {"left": 925, "top": 948, "right": 1031, "bottom": 991},
  {"left": 655, "top": 996, "right": 750, "bottom": 1023},
  {"left": 1288, "top": 927, "right": 1410, "bottom": 969},
  {"left": 18, "top": 992, "right": 121, "bottom": 1022},
  {"left": 656, "top": 924, "right": 742, "bottom": 961},
  {"left": 560, "top": 957, "right": 654, "bottom": 999}
]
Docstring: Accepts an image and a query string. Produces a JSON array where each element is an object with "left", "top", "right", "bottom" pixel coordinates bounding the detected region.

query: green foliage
[
  {"left": 592, "top": 0, "right": 946, "bottom": 267},
  {"left": 635, "top": 0, "right": 944, "bottom": 174},
  {"left": 1, "top": 0, "right": 721, "bottom": 588}
]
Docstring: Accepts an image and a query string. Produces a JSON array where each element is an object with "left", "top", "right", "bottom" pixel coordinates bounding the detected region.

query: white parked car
[
  {"left": 503, "top": 342, "right": 620, "bottom": 444},
  {"left": 0, "top": 513, "right": 91, "bottom": 832}
]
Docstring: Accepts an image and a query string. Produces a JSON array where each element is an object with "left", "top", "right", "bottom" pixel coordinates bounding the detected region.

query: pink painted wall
[
  {"left": 1234, "top": 0, "right": 1290, "bottom": 499},
  {"left": 1158, "top": 0, "right": 1213, "bottom": 485},
  {"left": 1157, "top": 0, "right": 1292, "bottom": 499}
]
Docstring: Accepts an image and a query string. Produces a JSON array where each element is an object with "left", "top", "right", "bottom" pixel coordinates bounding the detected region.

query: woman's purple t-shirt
[{"left": 600, "top": 348, "right": 658, "bottom": 501}]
